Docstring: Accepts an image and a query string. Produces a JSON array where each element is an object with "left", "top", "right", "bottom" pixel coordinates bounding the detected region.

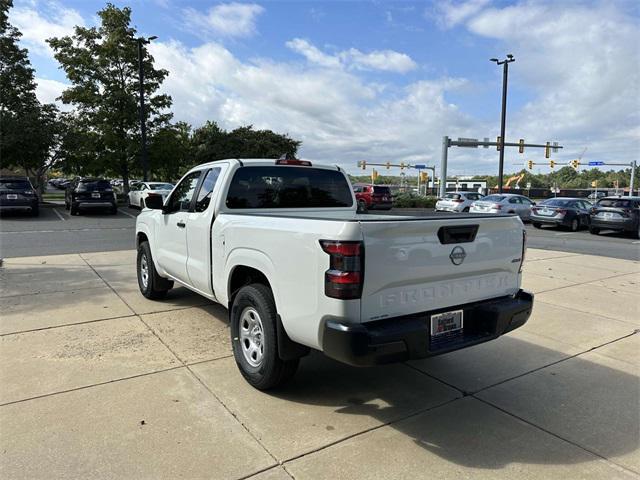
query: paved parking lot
[
  {"left": 2, "top": 206, "right": 639, "bottom": 260},
  {"left": 0, "top": 248, "right": 638, "bottom": 479}
]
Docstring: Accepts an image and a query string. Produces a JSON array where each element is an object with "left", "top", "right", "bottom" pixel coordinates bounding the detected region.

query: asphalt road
[{"left": 1, "top": 206, "right": 638, "bottom": 260}]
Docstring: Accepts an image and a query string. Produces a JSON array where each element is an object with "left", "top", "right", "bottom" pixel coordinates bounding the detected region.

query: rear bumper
[
  {"left": 0, "top": 200, "right": 38, "bottom": 210},
  {"left": 590, "top": 217, "right": 637, "bottom": 232},
  {"left": 76, "top": 201, "right": 116, "bottom": 208},
  {"left": 530, "top": 215, "right": 568, "bottom": 226},
  {"left": 322, "top": 290, "right": 534, "bottom": 366}
]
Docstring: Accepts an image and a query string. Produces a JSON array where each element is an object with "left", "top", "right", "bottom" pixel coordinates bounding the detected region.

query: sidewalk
[{"left": 0, "top": 249, "right": 638, "bottom": 479}]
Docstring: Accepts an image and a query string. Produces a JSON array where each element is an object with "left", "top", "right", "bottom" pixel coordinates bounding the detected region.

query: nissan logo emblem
[{"left": 450, "top": 246, "right": 466, "bottom": 265}]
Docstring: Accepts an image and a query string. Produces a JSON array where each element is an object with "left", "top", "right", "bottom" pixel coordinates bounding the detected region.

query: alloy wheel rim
[
  {"left": 140, "top": 254, "right": 149, "bottom": 289},
  {"left": 239, "top": 307, "right": 265, "bottom": 367}
]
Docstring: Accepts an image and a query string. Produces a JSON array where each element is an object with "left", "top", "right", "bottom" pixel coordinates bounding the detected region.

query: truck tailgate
[{"left": 359, "top": 216, "right": 524, "bottom": 322}]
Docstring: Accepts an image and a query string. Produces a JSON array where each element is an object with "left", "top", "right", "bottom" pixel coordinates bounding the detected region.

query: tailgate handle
[{"left": 437, "top": 225, "right": 479, "bottom": 244}]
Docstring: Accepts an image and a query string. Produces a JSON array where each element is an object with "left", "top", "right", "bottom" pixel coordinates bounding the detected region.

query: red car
[{"left": 353, "top": 184, "right": 393, "bottom": 210}]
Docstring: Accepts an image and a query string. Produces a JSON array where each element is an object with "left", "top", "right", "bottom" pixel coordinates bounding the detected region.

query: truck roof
[{"left": 194, "top": 158, "right": 343, "bottom": 171}]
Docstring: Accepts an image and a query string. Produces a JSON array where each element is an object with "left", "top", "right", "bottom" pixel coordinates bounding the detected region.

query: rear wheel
[
  {"left": 570, "top": 218, "right": 579, "bottom": 232},
  {"left": 231, "top": 284, "right": 299, "bottom": 390},
  {"left": 589, "top": 227, "right": 600, "bottom": 235},
  {"left": 137, "top": 241, "right": 174, "bottom": 299},
  {"left": 140, "top": 198, "right": 145, "bottom": 209},
  {"left": 533, "top": 222, "right": 541, "bottom": 229},
  {"left": 70, "top": 202, "right": 80, "bottom": 215},
  {"left": 31, "top": 205, "right": 39, "bottom": 217},
  {"left": 357, "top": 199, "right": 367, "bottom": 213},
  {"left": 463, "top": 207, "right": 470, "bottom": 212}
]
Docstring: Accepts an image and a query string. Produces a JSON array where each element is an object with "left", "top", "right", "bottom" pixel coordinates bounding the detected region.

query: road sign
[
  {"left": 413, "top": 164, "right": 426, "bottom": 169},
  {"left": 588, "top": 161, "right": 604, "bottom": 166},
  {"left": 526, "top": 182, "right": 531, "bottom": 189},
  {"left": 457, "top": 137, "right": 478, "bottom": 147}
]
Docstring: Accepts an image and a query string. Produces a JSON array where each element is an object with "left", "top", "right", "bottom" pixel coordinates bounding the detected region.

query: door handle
[{"left": 177, "top": 221, "right": 186, "bottom": 228}]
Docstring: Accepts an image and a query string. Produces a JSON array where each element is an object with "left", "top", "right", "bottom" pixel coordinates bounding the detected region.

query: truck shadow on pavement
[{"left": 271, "top": 335, "right": 639, "bottom": 471}]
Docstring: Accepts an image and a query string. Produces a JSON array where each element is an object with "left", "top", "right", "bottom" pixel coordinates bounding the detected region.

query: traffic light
[
  {"left": 549, "top": 160, "right": 556, "bottom": 169},
  {"left": 496, "top": 136, "right": 502, "bottom": 151},
  {"left": 527, "top": 160, "right": 534, "bottom": 170},
  {"left": 591, "top": 180, "right": 598, "bottom": 188},
  {"left": 420, "top": 171, "right": 428, "bottom": 183},
  {"left": 372, "top": 169, "right": 379, "bottom": 181},
  {"left": 385, "top": 162, "right": 391, "bottom": 170},
  {"left": 519, "top": 139, "right": 525, "bottom": 154},
  {"left": 570, "top": 159, "right": 580, "bottom": 170},
  {"left": 358, "top": 160, "right": 367, "bottom": 170},
  {"left": 545, "top": 142, "right": 551, "bottom": 159}
]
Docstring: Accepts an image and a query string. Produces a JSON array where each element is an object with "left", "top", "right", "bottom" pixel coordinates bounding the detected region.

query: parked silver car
[
  {"left": 435, "top": 191, "right": 484, "bottom": 213},
  {"left": 469, "top": 193, "right": 535, "bottom": 221}
]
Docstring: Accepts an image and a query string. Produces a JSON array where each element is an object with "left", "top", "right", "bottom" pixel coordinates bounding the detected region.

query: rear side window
[
  {"left": 226, "top": 166, "right": 353, "bottom": 209},
  {"left": 444, "top": 193, "right": 461, "bottom": 200},
  {"left": 0, "top": 179, "right": 31, "bottom": 190},
  {"left": 373, "top": 186, "right": 390, "bottom": 194},
  {"left": 483, "top": 195, "right": 505, "bottom": 202},
  {"left": 542, "top": 199, "right": 572, "bottom": 207}
]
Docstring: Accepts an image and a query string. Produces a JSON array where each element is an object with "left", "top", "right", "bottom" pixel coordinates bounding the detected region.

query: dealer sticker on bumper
[{"left": 431, "top": 309, "right": 464, "bottom": 336}]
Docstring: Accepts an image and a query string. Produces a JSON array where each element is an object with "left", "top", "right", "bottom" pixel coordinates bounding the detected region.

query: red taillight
[
  {"left": 557, "top": 209, "right": 567, "bottom": 215},
  {"left": 275, "top": 159, "right": 312, "bottom": 166},
  {"left": 452, "top": 199, "right": 464, "bottom": 203},
  {"left": 320, "top": 240, "right": 363, "bottom": 299},
  {"left": 493, "top": 204, "right": 503, "bottom": 210},
  {"left": 531, "top": 207, "right": 538, "bottom": 213}
]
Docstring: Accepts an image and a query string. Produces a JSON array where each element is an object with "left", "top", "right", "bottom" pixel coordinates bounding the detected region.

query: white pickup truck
[{"left": 135, "top": 158, "right": 533, "bottom": 389}]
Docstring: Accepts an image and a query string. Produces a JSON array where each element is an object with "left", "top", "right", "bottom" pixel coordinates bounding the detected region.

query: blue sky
[{"left": 11, "top": 0, "right": 640, "bottom": 176}]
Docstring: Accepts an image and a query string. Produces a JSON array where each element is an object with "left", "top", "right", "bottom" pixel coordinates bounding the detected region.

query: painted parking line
[
  {"left": 554, "top": 232, "right": 577, "bottom": 236},
  {"left": 52, "top": 209, "right": 66, "bottom": 221},
  {"left": 118, "top": 209, "right": 137, "bottom": 219}
]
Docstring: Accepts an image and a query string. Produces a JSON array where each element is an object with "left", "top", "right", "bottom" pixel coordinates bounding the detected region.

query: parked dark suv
[
  {"left": 0, "top": 176, "right": 39, "bottom": 216},
  {"left": 589, "top": 196, "right": 640, "bottom": 238},
  {"left": 65, "top": 177, "right": 117, "bottom": 215}
]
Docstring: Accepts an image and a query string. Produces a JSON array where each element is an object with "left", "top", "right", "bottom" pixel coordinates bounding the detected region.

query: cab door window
[
  {"left": 166, "top": 171, "right": 202, "bottom": 213},
  {"left": 194, "top": 168, "right": 222, "bottom": 213}
]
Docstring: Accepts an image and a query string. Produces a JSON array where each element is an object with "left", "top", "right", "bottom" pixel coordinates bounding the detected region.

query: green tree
[
  {"left": 149, "top": 121, "right": 192, "bottom": 181},
  {"left": 47, "top": 3, "right": 171, "bottom": 193},
  {"left": 1, "top": 0, "right": 62, "bottom": 193},
  {"left": 191, "top": 121, "right": 301, "bottom": 164}
]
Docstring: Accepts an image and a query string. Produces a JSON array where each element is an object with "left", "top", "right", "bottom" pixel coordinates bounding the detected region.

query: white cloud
[
  {"left": 183, "top": 2, "right": 264, "bottom": 38},
  {"left": 9, "top": 1, "right": 84, "bottom": 56},
  {"left": 286, "top": 38, "right": 417, "bottom": 74},
  {"left": 432, "top": 0, "right": 491, "bottom": 28},
  {"left": 35, "top": 77, "right": 69, "bottom": 107},
  {"left": 150, "top": 39, "right": 473, "bottom": 173},
  {"left": 285, "top": 39, "right": 341, "bottom": 68}
]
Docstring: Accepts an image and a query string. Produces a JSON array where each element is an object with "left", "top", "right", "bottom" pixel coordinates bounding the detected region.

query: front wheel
[
  {"left": 589, "top": 227, "right": 600, "bottom": 235},
  {"left": 137, "top": 241, "right": 174, "bottom": 299},
  {"left": 533, "top": 222, "right": 541, "bottom": 229},
  {"left": 231, "top": 284, "right": 299, "bottom": 390},
  {"left": 570, "top": 218, "right": 579, "bottom": 232}
]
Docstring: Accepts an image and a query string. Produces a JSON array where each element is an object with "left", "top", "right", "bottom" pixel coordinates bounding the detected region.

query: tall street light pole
[
  {"left": 137, "top": 35, "right": 157, "bottom": 182},
  {"left": 490, "top": 54, "right": 515, "bottom": 194}
]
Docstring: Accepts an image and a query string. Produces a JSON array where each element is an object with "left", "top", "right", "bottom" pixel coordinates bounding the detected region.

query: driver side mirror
[{"left": 145, "top": 195, "right": 164, "bottom": 210}]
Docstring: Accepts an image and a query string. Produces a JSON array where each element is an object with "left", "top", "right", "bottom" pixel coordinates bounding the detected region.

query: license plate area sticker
[
  {"left": 431, "top": 310, "right": 464, "bottom": 337},
  {"left": 7, "top": 194, "right": 18, "bottom": 199}
]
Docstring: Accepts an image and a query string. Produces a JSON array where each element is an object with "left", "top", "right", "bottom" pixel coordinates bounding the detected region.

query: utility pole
[
  {"left": 440, "top": 136, "right": 449, "bottom": 198},
  {"left": 137, "top": 35, "right": 157, "bottom": 182},
  {"left": 631, "top": 160, "right": 636, "bottom": 197},
  {"left": 490, "top": 54, "right": 515, "bottom": 193}
]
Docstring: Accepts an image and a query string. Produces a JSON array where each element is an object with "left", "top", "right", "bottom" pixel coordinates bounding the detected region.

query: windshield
[
  {"left": 597, "top": 199, "right": 633, "bottom": 208},
  {"left": 149, "top": 183, "right": 173, "bottom": 190},
  {"left": 483, "top": 195, "right": 505, "bottom": 202},
  {"left": 226, "top": 166, "right": 353, "bottom": 209},
  {"left": 0, "top": 179, "right": 31, "bottom": 190}
]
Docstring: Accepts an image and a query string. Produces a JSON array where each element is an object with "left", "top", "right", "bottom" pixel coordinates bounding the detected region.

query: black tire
[
  {"left": 137, "top": 241, "right": 174, "bottom": 299},
  {"left": 533, "top": 222, "right": 541, "bottom": 229},
  {"left": 589, "top": 227, "right": 600, "bottom": 235},
  {"left": 570, "top": 218, "right": 579, "bottom": 232},
  {"left": 31, "top": 206, "right": 39, "bottom": 217},
  {"left": 463, "top": 207, "right": 470, "bottom": 212},
  {"left": 140, "top": 198, "right": 145, "bottom": 209},
  {"left": 231, "top": 284, "right": 299, "bottom": 390},
  {"left": 64, "top": 201, "right": 70, "bottom": 210},
  {"left": 357, "top": 200, "right": 367, "bottom": 213},
  {"left": 109, "top": 204, "right": 118, "bottom": 215},
  {"left": 70, "top": 202, "right": 80, "bottom": 216}
]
